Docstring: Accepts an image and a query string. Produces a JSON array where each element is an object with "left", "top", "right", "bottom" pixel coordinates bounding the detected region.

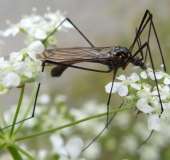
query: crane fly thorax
[{"left": 106, "top": 45, "right": 132, "bottom": 70}]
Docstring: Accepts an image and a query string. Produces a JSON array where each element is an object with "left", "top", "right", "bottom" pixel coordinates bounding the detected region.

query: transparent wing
[{"left": 37, "top": 47, "right": 111, "bottom": 65}]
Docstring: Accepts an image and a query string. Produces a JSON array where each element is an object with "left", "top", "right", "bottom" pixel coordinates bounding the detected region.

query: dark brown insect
[{"left": 37, "top": 46, "right": 146, "bottom": 77}]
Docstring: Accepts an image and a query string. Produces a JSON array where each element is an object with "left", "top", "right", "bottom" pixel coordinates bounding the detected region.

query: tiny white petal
[
  {"left": 38, "top": 150, "right": 47, "bottom": 159},
  {"left": 11, "top": 26, "right": 20, "bottom": 36},
  {"left": 10, "top": 52, "right": 23, "bottom": 61},
  {"left": 35, "top": 59, "right": 42, "bottom": 67},
  {"left": 161, "top": 95, "right": 167, "bottom": 100},
  {"left": 155, "top": 72, "right": 164, "bottom": 79},
  {"left": 164, "top": 77, "right": 170, "bottom": 85},
  {"left": 105, "top": 82, "right": 123, "bottom": 93},
  {"left": 141, "top": 104, "right": 154, "bottom": 113},
  {"left": 28, "top": 40, "right": 45, "bottom": 54},
  {"left": 143, "top": 86, "right": 151, "bottom": 92},
  {"left": 65, "top": 139, "right": 83, "bottom": 159},
  {"left": 152, "top": 90, "right": 158, "bottom": 95},
  {"left": 118, "top": 85, "right": 128, "bottom": 96},
  {"left": 38, "top": 94, "right": 50, "bottom": 104},
  {"left": 3, "top": 72, "right": 20, "bottom": 87},
  {"left": 26, "top": 51, "right": 37, "bottom": 60},
  {"left": 34, "top": 29, "right": 47, "bottom": 39},
  {"left": 131, "top": 72, "right": 140, "bottom": 81},
  {"left": 13, "top": 62, "right": 26, "bottom": 73},
  {"left": 131, "top": 83, "right": 141, "bottom": 90},
  {"left": 24, "top": 72, "right": 32, "bottom": 78},
  {"left": 0, "top": 61, "right": 10, "bottom": 69},
  {"left": 149, "top": 72, "right": 163, "bottom": 80},
  {"left": 163, "top": 85, "right": 170, "bottom": 92},
  {"left": 140, "top": 71, "right": 148, "bottom": 79},
  {"left": 112, "top": 82, "right": 122, "bottom": 93},
  {"left": 147, "top": 114, "right": 161, "bottom": 131},
  {"left": 116, "top": 74, "right": 126, "bottom": 80},
  {"left": 136, "top": 98, "right": 153, "bottom": 113}
]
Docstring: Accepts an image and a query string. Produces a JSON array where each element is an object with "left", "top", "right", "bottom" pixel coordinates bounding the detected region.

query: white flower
[
  {"left": 38, "top": 149, "right": 47, "bottom": 159},
  {"left": 137, "top": 88, "right": 152, "bottom": 100},
  {"left": 0, "top": 25, "right": 19, "bottom": 37},
  {"left": 50, "top": 134, "right": 85, "bottom": 160},
  {"left": 0, "top": 10, "right": 73, "bottom": 46},
  {"left": 59, "top": 139, "right": 84, "bottom": 160},
  {"left": 147, "top": 114, "right": 161, "bottom": 131},
  {"left": 140, "top": 67, "right": 163, "bottom": 81},
  {"left": 2, "top": 72, "right": 20, "bottom": 87},
  {"left": 105, "top": 73, "right": 141, "bottom": 97},
  {"left": 28, "top": 40, "right": 45, "bottom": 54},
  {"left": 34, "top": 28, "right": 47, "bottom": 39},
  {"left": 0, "top": 40, "right": 45, "bottom": 94},
  {"left": 38, "top": 94, "right": 51, "bottom": 104},
  {"left": 160, "top": 72, "right": 170, "bottom": 85},
  {"left": 136, "top": 98, "right": 153, "bottom": 113},
  {"left": 10, "top": 52, "right": 23, "bottom": 62},
  {"left": 152, "top": 85, "right": 170, "bottom": 100}
]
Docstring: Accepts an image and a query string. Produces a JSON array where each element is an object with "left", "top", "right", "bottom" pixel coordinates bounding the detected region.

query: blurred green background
[{"left": 0, "top": 0, "right": 170, "bottom": 160}]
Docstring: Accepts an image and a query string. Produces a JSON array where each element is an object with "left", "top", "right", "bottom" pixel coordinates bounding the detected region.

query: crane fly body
[{"left": 37, "top": 45, "right": 146, "bottom": 77}]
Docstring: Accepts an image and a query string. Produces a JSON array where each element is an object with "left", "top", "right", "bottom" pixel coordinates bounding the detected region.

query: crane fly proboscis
[{"left": 1, "top": 10, "right": 167, "bottom": 149}]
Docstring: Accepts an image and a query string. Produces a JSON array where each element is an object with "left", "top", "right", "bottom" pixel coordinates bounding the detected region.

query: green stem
[
  {"left": 16, "top": 107, "right": 128, "bottom": 142},
  {"left": 12, "top": 144, "right": 35, "bottom": 160},
  {"left": 7, "top": 146, "right": 22, "bottom": 160},
  {"left": 0, "top": 102, "right": 7, "bottom": 128},
  {"left": 0, "top": 133, "right": 5, "bottom": 139},
  {"left": 9, "top": 86, "right": 25, "bottom": 137},
  {"left": 0, "top": 143, "right": 6, "bottom": 150},
  {"left": 14, "top": 83, "right": 39, "bottom": 134}
]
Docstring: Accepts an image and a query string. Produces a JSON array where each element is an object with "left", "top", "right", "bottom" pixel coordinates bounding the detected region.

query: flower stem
[
  {"left": 14, "top": 83, "right": 39, "bottom": 134},
  {"left": 12, "top": 144, "right": 35, "bottom": 160},
  {"left": 0, "top": 102, "right": 7, "bottom": 128},
  {"left": 7, "top": 146, "right": 22, "bottom": 160},
  {"left": 9, "top": 86, "right": 25, "bottom": 137},
  {"left": 16, "top": 107, "right": 129, "bottom": 142},
  {"left": 0, "top": 143, "right": 6, "bottom": 150}
]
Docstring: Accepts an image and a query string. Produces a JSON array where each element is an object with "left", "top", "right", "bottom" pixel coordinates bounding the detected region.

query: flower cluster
[
  {"left": 0, "top": 8, "right": 73, "bottom": 46},
  {"left": 0, "top": 40, "right": 45, "bottom": 94},
  {"left": 105, "top": 65, "right": 170, "bottom": 131}
]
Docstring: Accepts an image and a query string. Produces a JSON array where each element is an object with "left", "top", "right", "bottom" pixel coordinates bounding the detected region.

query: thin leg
[
  {"left": 135, "top": 42, "right": 164, "bottom": 147},
  {"left": 106, "top": 68, "right": 118, "bottom": 128},
  {"left": 83, "top": 100, "right": 124, "bottom": 151},
  {"left": 130, "top": 10, "right": 166, "bottom": 71}
]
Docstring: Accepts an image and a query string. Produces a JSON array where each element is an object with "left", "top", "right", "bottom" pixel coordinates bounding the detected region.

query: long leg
[
  {"left": 134, "top": 41, "right": 164, "bottom": 147},
  {"left": 130, "top": 10, "right": 166, "bottom": 71},
  {"left": 83, "top": 40, "right": 159, "bottom": 150}
]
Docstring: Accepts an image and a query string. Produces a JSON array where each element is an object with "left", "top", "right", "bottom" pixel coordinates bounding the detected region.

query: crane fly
[
  {"left": 37, "top": 46, "right": 146, "bottom": 77},
  {"left": 1, "top": 10, "right": 166, "bottom": 149}
]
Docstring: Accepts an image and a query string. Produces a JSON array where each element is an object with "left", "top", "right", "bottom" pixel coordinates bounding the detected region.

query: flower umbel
[
  {"left": 105, "top": 66, "right": 170, "bottom": 131},
  {"left": 0, "top": 8, "right": 74, "bottom": 46},
  {"left": 0, "top": 40, "right": 45, "bottom": 94}
]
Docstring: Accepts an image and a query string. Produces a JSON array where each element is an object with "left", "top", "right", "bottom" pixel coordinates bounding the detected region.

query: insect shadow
[{"left": 0, "top": 10, "right": 166, "bottom": 149}]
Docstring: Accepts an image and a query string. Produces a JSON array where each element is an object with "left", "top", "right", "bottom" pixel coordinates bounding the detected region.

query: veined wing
[{"left": 37, "top": 47, "right": 111, "bottom": 65}]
